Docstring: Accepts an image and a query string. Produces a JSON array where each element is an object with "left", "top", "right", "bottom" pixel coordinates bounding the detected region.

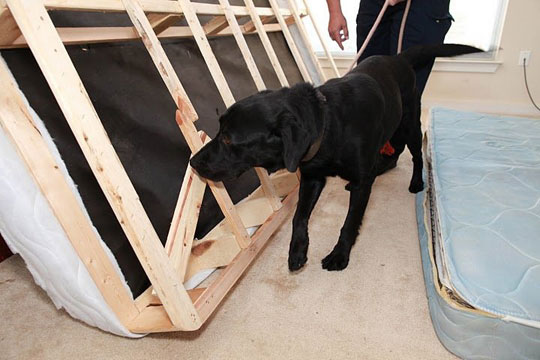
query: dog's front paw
[
  {"left": 288, "top": 251, "right": 308, "bottom": 271},
  {"left": 321, "top": 249, "right": 350, "bottom": 271},
  {"left": 408, "top": 178, "right": 424, "bottom": 193}
]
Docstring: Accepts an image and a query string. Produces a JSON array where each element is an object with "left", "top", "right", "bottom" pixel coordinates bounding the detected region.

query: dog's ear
[{"left": 279, "top": 110, "right": 313, "bottom": 172}]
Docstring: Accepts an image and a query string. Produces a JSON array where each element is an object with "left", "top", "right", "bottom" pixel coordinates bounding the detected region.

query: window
[
  {"left": 444, "top": 0, "right": 508, "bottom": 54},
  {"left": 302, "top": 0, "right": 508, "bottom": 59}
]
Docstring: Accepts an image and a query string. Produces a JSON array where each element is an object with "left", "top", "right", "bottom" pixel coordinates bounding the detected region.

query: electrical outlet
[{"left": 518, "top": 50, "right": 531, "bottom": 66}]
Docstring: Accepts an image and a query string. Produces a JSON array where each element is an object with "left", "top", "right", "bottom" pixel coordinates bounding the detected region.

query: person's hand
[
  {"left": 328, "top": 12, "right": 348, "bottom": 50},
  {"left": 388, "top": 0, "right": 405, "bottom": 5}
]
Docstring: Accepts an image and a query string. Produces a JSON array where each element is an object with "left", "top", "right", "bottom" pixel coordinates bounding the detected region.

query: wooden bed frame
[{"left": 0, "top": 0, "right": 339, "bottom": 333}]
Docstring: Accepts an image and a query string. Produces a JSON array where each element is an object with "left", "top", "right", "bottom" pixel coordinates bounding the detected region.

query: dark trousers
[{"left": 356, "top": 0, "right": 452, "bottom": 95}]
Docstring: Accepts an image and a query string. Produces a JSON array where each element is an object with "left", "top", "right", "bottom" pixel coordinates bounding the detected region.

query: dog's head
[{"left": 190, "top": 83, "right": 323, "bottom": 181}]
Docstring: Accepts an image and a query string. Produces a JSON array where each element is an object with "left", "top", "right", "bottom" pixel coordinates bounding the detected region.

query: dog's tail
[{"left": 399, "top": 44, "right": 483, "bottom": 70}]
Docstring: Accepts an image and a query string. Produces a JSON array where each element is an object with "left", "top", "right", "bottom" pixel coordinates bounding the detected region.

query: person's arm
[{"left": 326, "top": 0, "right": 348, "bottom": 50}]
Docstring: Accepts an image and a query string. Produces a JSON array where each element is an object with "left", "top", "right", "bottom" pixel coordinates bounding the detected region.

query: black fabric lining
[{"left": 1, "top": 7, "right": 302, "bottom": 296}]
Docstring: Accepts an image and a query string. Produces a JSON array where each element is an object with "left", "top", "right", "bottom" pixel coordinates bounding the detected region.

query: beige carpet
[{"left": 0, "top": 152, "right": 456, "bottom": 360}]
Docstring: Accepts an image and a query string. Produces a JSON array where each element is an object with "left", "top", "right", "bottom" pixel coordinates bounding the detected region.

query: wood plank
[
  {"left": 122, "top": 0, "right": 197, "bottom": 121},
  {"left": 0, "top": 24, "right": 286, "bottom": 49},
  {"left": 122, "top": 0, "right": 250, "bottom": 250},
  {"left": 7, "top": 0, "right": 200, "bottom": 330},
  {"left": 217, "top": 0, "right": 282, "bottom": 212},
  {"left": 0, "top": 7, "right": 21, "bottom": 45},
  {"left": 219, "top": 0, "right": 265, "bottom": 90},
  {"left": 175, "top": 0, "right": 281, "bottom": 236},
  {"left": 147, "top": 13, "right": 183, "bottom": 35},
  {"left": 202, "top": 196, "right": 274, "bottom": 240},
  {"left": 42, "top": 0, "right": 293, "bottom": 17},
  {"left": 176, "top": 0, "right": 236, "bottom": 107},
  {"left": 267, "top": 0, "right": 311, "bottom": 82},
  {"left": 128, "top": 303, "right": 178, "bottom": 333},
  {"left": 301, "top": 0, "right": 339, "bottom": 78},
  {"left": 0, "top": 59, "right": 139, "bottom": 327},
  {"left": 175, "top": 111, "right": 251, "bottom": 249},
  {"left": 185, "top": 235, "right": 240, "bottom": 280},
  {"left": 185, "top": 195, "right": 274, "bottom": 279},
  {"left": 165, "top": 133, "right": 209, "bottom": 281},
  {"left": 286, "top": 0, "right": 326, "bottom": 82},
  {"left": 135, "top": 286, "right": 206, "bottom": 310},
  {"left": 195, "top": 184, "right": 299, "bottom": 322},
  {"left": 203, "top": 15, "right": 229, "bottom": 35},
  {"left": 128, "top": 185, "right": 299, "bottom": 333},
  {"left": 243, "top": 15, "right": 274, "bottom": 33},
  {"left": 135, "top": 171, "right": 296, "bottom": 312},
  {"left": 243, "top": 0, "right": 288, "bottom": 87}
]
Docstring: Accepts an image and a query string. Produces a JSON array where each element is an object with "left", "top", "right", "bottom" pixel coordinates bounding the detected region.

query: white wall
[
  {"left": 318, "top": 0, "right": 540, "bottom": 118},
  {"left": 423, "top": 0, "right": 540, "bottom": 117}
]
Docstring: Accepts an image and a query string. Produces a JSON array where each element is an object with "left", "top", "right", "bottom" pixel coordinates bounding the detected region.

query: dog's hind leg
[
  {"left": 375, "top": 119, "right": 408, "bottom": 176},
  {"left": 322, "top": 177, "right": 374, "bottom": 271},
  {"left": 288, "top": 175, "right": 326, "bottom": 271},
  {"left": 406, "top": 92, "right": 424, "bottom": 193}
]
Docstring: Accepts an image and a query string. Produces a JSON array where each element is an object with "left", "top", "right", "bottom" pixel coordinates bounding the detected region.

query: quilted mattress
[{"left": 417, "top": 108, "right": 540, "bottom": 359}]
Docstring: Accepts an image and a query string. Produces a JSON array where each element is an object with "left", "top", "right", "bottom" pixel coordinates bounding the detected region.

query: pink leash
[{"left": 346, "top": 0, "right": 412, "bottom": 74}]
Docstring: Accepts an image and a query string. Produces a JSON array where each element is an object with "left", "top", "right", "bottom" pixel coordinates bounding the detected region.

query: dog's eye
[{"left": 222, "top": 135, "right": 231, "bottom": 145}]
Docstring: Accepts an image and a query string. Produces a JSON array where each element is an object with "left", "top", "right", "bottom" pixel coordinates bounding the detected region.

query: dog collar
[{"left": 302, "top": 88, "right": 326, "bottom": 162}]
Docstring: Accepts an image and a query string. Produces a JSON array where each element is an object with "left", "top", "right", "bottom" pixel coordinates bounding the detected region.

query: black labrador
[{"left": 190, "top": 44, "right": 481, "bottom": 272}]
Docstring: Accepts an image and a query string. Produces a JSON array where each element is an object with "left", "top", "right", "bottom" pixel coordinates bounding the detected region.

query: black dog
[{"left": 191, "top": 44, "right": 481, "bottom": 271}]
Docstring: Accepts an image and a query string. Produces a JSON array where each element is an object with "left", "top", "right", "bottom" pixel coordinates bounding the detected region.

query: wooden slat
[
  {"left": 121, "top": 0, "right": 250, "bottom": 250},
  {"left": 8, "top": 0, "right": 200, "bottom": 330},
  {"left": 195, "top": 184, "right": 299, "bottom": 322},
  {"left": 243, "top": 15, "right": 274, "bottom": 33},
  {"left": 174, "top": 111, "right": 251, "bottom": 250},
  {"left": 0, "top": 59, "right": 140, "bottom": 327},
  {"left": 219, "top": 0, "right": 266, "bottom": 90},
  {"left": 268, "top": 0, "right": 311, "bottom": 82},
  {"left": 286, "top": 0, "right": 326, "bottom": 82},
  {"left": 185, "top": 195, "right": 274, "bottom": 279},
  {"left": 42, "top": 0, "right": 293, "bottom": 17},
  {"left": 147, "top": 13, "right": 183, "bottom": 35},
  {"left": 174, "top": 0, "right": 282, "bottom": 223},
  {"left": 128, "top": 185, "right": 299, "bottom": 333},
  {"left": 202, "top": 196, "right": 274, "bottom": 241},
  {"left": 135, "top": 286, "right": 205, "bottom": 310},
  {"left": 122, "top": 0, "right": 197, "bottom": 121},
  {"left": 0, "top": 7, "right": 21, "bottom": 45},
  {"left": 243, "top": 0, "right": 288, "bottom": 87},
  {"left": 256, "top": 168, "right": 282, "bottom": 210},
  {"left": 176, "top": 0, "right": 236, "bottom": 107},
  {"left": 203, "top": 15, "right": 229, "bottom": 35},
  {"left": 135, "top": 171, "right": 297, "bottom": 313},
  {"left": 0, "top": 24, "right": 287, "bottom": 49},
  {"left": 217, "top": 0, "right": 282, "bottom": 212},
  {"left": 165, "top": 133, "right": 209, "bottom": 281},
  {"left": 185, "top": 235, "right": 239, "bottom": 280},
  {"left": 302, "top": 0, "right": 339, "bottom": 78}
]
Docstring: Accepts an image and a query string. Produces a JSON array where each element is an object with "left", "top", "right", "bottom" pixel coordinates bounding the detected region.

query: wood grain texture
[
  {"left": 0, "top": 24, "right": 288, "bottom": 49},
  {"left": 267, "top": 0, "right": 311, "bottom": 82},
  {"left": 42, "top": 0, "right": 292, "bottom": 17},
  {"left": 242, "top": 0, "right": 289, "bottom": 87},
  {"left": 286, "top": 0, "right": 326, "bottom": 82},
  {"left": 203, "top": 15, "right": 229, "bottom": 35},
  {"left": 8, "top": 0, "right": 200, "bottom": 330},
  {"left": 0, "top": 58, "right": 139, "bottom": 326},
  {"left": 128, "top": 185, "right": 299, "bottom": 333},
  {"left": 147, "top": 13, "right": 183, "bottom": 35}
]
